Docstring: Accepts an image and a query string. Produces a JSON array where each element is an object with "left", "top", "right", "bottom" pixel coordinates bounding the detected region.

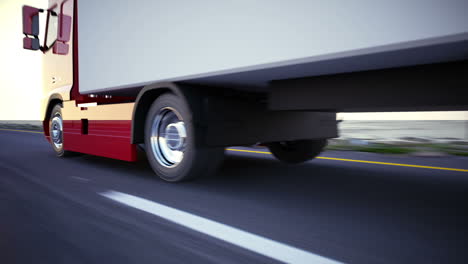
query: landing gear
[
  {"left": 266, "top": 139, "right": 327, "bottom": 164},
  {"left": 144, "top": 93, "right": 224, "bottom": 182}
]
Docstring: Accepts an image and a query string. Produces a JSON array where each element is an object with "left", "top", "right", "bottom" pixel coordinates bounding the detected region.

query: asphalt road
[{"left": 1, "top": 129, "right": 468, "bottom": 264}]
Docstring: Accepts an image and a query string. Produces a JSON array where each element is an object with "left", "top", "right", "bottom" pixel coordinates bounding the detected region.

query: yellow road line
[
  {"left": 226, "top": 148, "right": 468, "bottom": 173},
  {"left": 226, "top": 148, "right": 271, "bottom": 155},
  {"left": 0, "top": 128, "right": 43, "bottom": 134},
  {"left": 316, "top": 156, "right": 468, "bottom": 172},
  {"left": 1, "top": 130, "right": 465, "bottom": 173}
]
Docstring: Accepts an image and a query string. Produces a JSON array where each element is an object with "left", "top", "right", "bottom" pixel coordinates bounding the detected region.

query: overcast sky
[{"left": 0, "top": 0, "right": 466, "bottom": 120}]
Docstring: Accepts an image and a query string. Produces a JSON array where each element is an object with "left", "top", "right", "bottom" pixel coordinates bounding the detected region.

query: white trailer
[{"left": 22, "top": 0, "right": 468, "bottom": 181}]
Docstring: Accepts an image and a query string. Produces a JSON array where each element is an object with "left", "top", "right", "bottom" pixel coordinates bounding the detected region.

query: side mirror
[
  {"left": 58, "top": 13, "right": 71, "bottom": 42},
  {"left": 22, "top": 5, "right": 43, "bottom": 51},
  {"left": 53, "top": 41, "right": 69, "bottom": 55},
  {"left": 52, "top": 0, "right": 72, "bottom": 55},
  {"left": 53, "top": 13, "right": 71, "bottom": 55}
]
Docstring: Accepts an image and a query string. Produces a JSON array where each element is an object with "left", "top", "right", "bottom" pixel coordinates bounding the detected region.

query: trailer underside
[{"left": 93, "top": 35, "right": 468, "bottom": 112}]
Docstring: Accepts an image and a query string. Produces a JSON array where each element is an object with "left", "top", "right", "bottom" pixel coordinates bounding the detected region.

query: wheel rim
[
  {"left": 51, "top": 114, "right": 63, "bottom": 149},
  {"left": 150, "top": 107, "right": 186, "bottom": 168}
]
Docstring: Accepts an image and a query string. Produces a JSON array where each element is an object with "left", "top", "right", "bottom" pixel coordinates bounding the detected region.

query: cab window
[{"left": 45, "top": 8, "right": 59, "bottom": 50}]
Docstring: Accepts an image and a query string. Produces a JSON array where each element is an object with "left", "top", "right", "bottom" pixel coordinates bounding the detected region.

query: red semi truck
[{"left": 23, "top": 0, "right": 468, "bottom": 181}]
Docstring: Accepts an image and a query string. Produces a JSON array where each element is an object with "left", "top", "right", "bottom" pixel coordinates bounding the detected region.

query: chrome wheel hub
[
  {"left": 51, "top": 115, "right": 63, "bottom": 149},
  {"left": 150, "top": 107, "right": 186, "bottom": 168}
]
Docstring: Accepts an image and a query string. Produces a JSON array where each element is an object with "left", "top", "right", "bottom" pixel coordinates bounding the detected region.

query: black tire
[
  {"left": 144, "top": 93, "right": 224, "bottom": 182},
  {"left": 49, "top": 104, "right": 73, "bottom": 157},
  {"left": 266, "top": 139, "right": 327, "bottom": 164}
]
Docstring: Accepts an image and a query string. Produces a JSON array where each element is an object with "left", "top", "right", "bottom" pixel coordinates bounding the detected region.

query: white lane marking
[
  {"left": 70, "top": 176, "right": 90, "bottom": 182},
  {"left": 100, "top": 190, "right": 341, "bottom": 264}
]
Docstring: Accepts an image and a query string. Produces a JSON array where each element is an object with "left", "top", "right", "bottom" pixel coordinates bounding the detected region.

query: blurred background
[{"left": 0, "top": 0, "right": 44, "bottom": 120}]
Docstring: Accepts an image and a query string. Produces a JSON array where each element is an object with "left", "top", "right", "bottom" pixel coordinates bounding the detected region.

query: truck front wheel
[
  {"left": 144, "top": 93, "right": 224, "bottom": 182},
  {"left": 49, "top": 104, "right": 73, "bottom": 157},
  {"left": 266, "top": 139, "right": 327, "bottom": 164}
]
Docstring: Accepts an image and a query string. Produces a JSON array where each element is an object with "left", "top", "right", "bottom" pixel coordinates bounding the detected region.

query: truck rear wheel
[
  {"left": 144, "top": 93, "right": 224, "bottom": 182},
  {"left": 266, "top": 139, "right": 327, "bottom": 164}
]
